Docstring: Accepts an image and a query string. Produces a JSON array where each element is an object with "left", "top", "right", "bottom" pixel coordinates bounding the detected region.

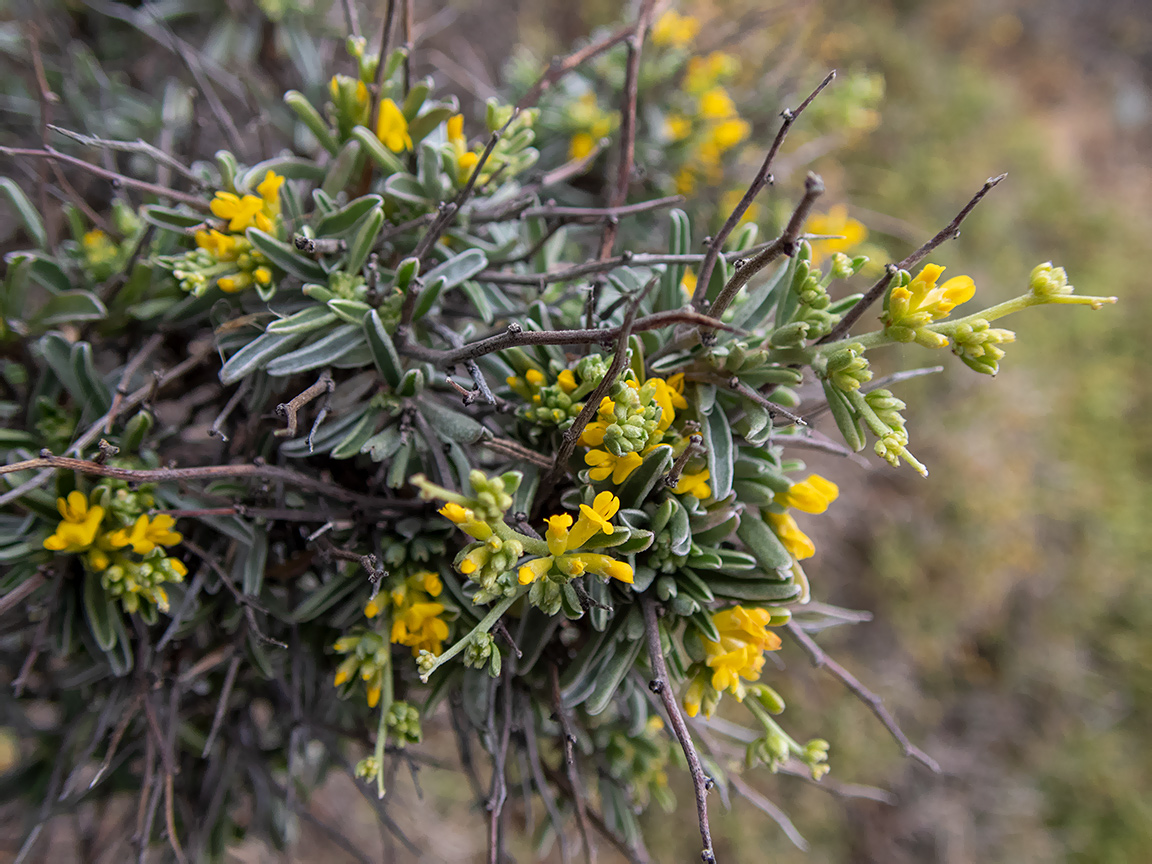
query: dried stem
[
  {"left": 691, "top": 70, "right": 837, "bottom": 313},
  {"left": 551, "top": 663, "right": 595, "bottom": 864},
  {"left": 273, "top": 370, "right": 334, "bottom": 438},
  {"left": 48, "top": 124, "right": 206, "bottom": 188},
  {"left": 104, "top": 334, "right": 165, "bottom": 434},
  {"left": 640, "top": 595, "right": 716, "bottom": 862},
  {"left": 784, "top": 621, "right": 941, "bottom": 772}
]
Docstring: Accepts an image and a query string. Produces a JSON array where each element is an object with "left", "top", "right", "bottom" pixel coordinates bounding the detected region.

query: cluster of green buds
[
  {"left": 100, "top": 552, "right": 187, "bottom": 615},
  {"left": 506, "top": 352, "right": 610, "bottom": 428},
  {"left": 476, "top": 101, "right": 540, "bottom": 184},
  {"left": 949, "top": 318, "right": 1017, "bottom": 375},
  {"left": 822, "top": 341, "right": 873, "bottom": 393},
  {"left": 463, "top": 630, "right": 501, "bottom": 677},
  {"left": 415, "top": 470, "right": 524, "bottom": 603},
  {"left": 385, "top": 701, "right": 422, "bottom": 747}
]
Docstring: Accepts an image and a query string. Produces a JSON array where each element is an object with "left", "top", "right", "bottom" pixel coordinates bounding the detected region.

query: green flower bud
[
  {"left": 1029, "top": 261, "right": 1072, "bottom": 298},
  {"left": 769, "top": 321, "right": 811, "bottom": 348}
]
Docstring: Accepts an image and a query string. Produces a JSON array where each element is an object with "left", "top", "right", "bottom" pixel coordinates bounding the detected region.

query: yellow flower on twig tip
[
  {"left": 652, "top": 10, "right": 700, "bottom": 48},
  {"left": 210, "top": 192, "right": 273, "bottom": 234},
  {"left": 518, "top": 494, "right": 632, "bottom": 586},
  {"left": 585, "top": 449, "right": 643, "bottom": 484},
  {"left": 885, "top": 263, "right": 975, "bottom": 331},
  {"left": 376, "top": 98, "right": 413, "bottom": 152},
  {"left": 702, "top": 606, "right": 781, "bottom": 697},
  {"left": 107, "top": 513, "right": 182, "bottom": 556},
  {"left": 673, "top": 470, "right": 711, "bottom": 500},
  {"left": 256, "top": 170, "right": 284, "bottom": 216},
  {"left": 43, "top": 492, "right": 105, "bottom": 553}
]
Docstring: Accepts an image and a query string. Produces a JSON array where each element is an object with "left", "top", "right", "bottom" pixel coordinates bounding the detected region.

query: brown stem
[
  {"left": 273, "top": 370, "right": 334, "bottom": 438},
  {"left": 550, "top": 663, "right": 596, "bottom": 864},
  {"left": 104, "top": 334, "right": 165, "bottom": 434},
  {"left": 691, "top": 70, "right": 837, "bottom": 313},
  {"left": 784, "top": 621, "right": 941, "bottom": 772},
  {"left": 640, "top": 596, "right": 716, "bottom": 862}
]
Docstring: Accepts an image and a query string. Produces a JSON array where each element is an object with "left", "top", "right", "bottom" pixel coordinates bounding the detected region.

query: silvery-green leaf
[
  {"left": 0, "top": 177, "right": 47, "bottom": 248},
  {"left": 266, "top": 305, "right": 339, "bottom": 334},
  {"left": 246, "top": 228, "right": 328, "bottom": 282},
  {"left": 219, "top": 331, "right": 304, "bottom": 384},
  {"left": 315, "top": 193, "right": 383, "bottom": 237},
  {"left": 35, "top": 291, "right": 107, "bottom": 327},
  {"left": 265, "top": 324, "right": 364, "bottom": 376}
]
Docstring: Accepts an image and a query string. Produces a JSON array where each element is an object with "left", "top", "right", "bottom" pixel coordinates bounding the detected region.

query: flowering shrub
[{"left": 0, "top": 4, "right": 1115, "bottom": 861}]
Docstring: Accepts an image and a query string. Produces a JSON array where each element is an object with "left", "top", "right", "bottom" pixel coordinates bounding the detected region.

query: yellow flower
[
  {"left": 885, "top": 263, "right": 976, "bottom": 330},
  {"left": 447, "top": 114, "right": 466, "bottom": 147},
  {"left": 194, "top": 229, "right": 238, "bottom": 259},
  {"left": 210, "top": 192, "right": 273, "bottom": 234},
  {"left": 652, "top": 10, "right": 700, "bottom": 48},
  {"left": 107, "top": 513, "right": 183, "bottom": 556},
  {"left": 774, "top": 474, "right": 839, "bottom": 514},
  {"left": 684, "top": 52, "right": 737, "bottom": 94},
  {"left": 569, "top": 132, "right": 595, "bottom": 161},
  {"left": 376, "top": 98, "right": 413, "bottom": 152},
  {"left": 585, "top": 449, "right": 643, "bottom": 484},
  {"left": 701, "top": 606, "right": 781, "bottom": 697},
  {"left": 438, "top": 502, "right": 492, "bottom": 540},
  {"left": 518, "top": 496, "right": 632, "bottom": 585},
  {"left": 391, "top": 600, "right": 449, "bottom": 656},
  {"left": 681, "top": 269, "right": 697, "bottom": 298},
  {"left": 698, "top": 87, "right": 736, "bottom": 120},
  {"left": 364, "top": 596, "right": 384, "bottom": 618},
  {"left": 457, "top": 150, "right": 479, "bottom": 182},
  {"left": 567, "top": 490, "right": 621, "bottom": 548},
  {"left": 43, "top": 492, "right": 105, "bottom": 553},
  {"left": 256, "top": 170, "right": 284, "bottom": 218},
  {"left": 710, "top": 117, "right": 749, "bottom": 152},
  {"left": 557, "top": 369, "right": 578, "bottom": 394},
  {"left": 673, "top": 470, "right": 711, "bottom": 499},
  {"left": 674, "top": 166, "right": 697, "bottom": 196},
  {"left": 765, "top": 512, "right": 815, "bottom": 560},
  {"left": 806, "top": 205, "right": 868, "bottom": 265},
  {"left": 664, "top": 113, "right": 692, "bottom": 141}
]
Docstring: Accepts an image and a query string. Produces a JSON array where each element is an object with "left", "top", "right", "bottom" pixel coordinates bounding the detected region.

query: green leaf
[
  {"left": 0, "top": 177, "right": 47, "bottom": 248},
  {"left": 708, "top": 577, "right": 800, "bottom": 603},
  {"left": 35, "top": 291, "right": 107, "bottom": 327},
  {"left": 345, "top": 205, "right": 384, "bottom": 274},
  {"left": 364, "top": 309, "right": 403, "bottom": 386},
  {"left": 615, "top": 444, "right": 673, "bottom": 510},
  {"left": 408, "top": 106, "right": 456, "bottom": 144},
  {"left": 735, "top": 511, "right": 792, "bottom": 571},
  {"left": 284, "top": 90, "right": 339, "bottom": 154},
  {"left": 71, "top": 341, "right": 112, "bottom": 414},
  {"left": 139, "top": 204, "right": 205, "bottom": 233},
  {"left": 395, "top": 367, "right": 424, "bottom": 397},
  {"left": 315, "top": 194, "right": 383, "bottom": 237},
  {"left": 321, "top": 139, "right": 364, "bottom": 199},
  {"left": 265, "top": 324, "right": 364, "bottom": 376},
  {"left": 246, "top": 228, "right": 328, "bottom": 282},
  {"left": 265, "top": 305, "right": 339, "bottom": 334},
  {"left": 424, "top": 248, "right": 488, "bottom": 290},
  {"left": 586, "top": 635, "right": 645, "bottom": 716},
  {"left": 330, "top": 409, "right": 382, "bottom": 459},
  {"left": 351, "top": 125, "right": 406, "bottom": 175},
  {"left": 235, "top": 526, "right": 268, "bottom": 596},
  {"left": 82, "top": 570, "right": 118, "bottom": 652},
  {"left": 410, "top": 275, "right": 446, "bottom": 322},
  {"left": 240, "top": 157, "right": 326, "bottom": 188},
  {"left": 658, "top": 209, "right": 690, "bottom": 311},
  {"left": 326, "top": 298, "right": 373, "bottom": 324},
  {"left": 28, "top": 255, "right": 72, "bottom": 294},
  {"left": 290, "top": 571, "right": 360, "bottom": 622},
  {"left": 701, "top": 407, "right": 734, "bottom": 500},
  {"left": 219, "top": 331, "right": 304, "bottom": 384},
  {"left": 419, "top": 398, "right": 486, "bottom": 443},
  {"left": 401, "top": 78, "right": 432, "bottom": 120}
]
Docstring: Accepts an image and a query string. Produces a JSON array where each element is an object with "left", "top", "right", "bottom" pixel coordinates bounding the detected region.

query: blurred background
[{"left": 2, "top": 0, "right": 1150, "bottom": 861}]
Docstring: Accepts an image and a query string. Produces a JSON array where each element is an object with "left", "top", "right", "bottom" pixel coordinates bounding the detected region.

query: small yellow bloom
[
  {"left": 43, "top": 492, "right": 105, "bottom": 553},
  {"left": 376, "top": 98, "right": 413, "bottom": 152},
  {"left": 885, "top": 263, "right": 976, "bottom": 330},
  {"left": 664, "top": 114, "right": 692, "bottom": 141},
  {"left": 774, "top": 474, "right": 838, "bottom": 514},
  {"left": 447, "top": 114, "right": 466, "bottom": 147},
  {"left": 585, "top": 449, "right": 643, "bottom": 484},
  {"left": 570, "top": 552, "right": 633, "bottom": 584},
  {"left": 569, "top": 132, "right": 595, "bottom": 161},
  {"left": 702, "top": 606, "right": 781, "bottom": 697},
  {"left": 457, "top": 150, "right": 479, "bottom": 182},
  {"left": 710, "top": 117, "right": 749, "bottom": 152},
  {"left": 673, "top": 470, "right": 711, "bottom": 499},
  {"left": 683, "top": 678, "right": 705, "bottom": 718},
  {"left": 210, "top": 192, "right": 272, "bottom": 234},
  {"left": 765, "top": 512, "right": 815, "bottom": 560},
  {"left": 365, "top": 596, "right": 384, "bottom": 618},
  {"left": 681, "top": 269, "right": 697, "bottom": 297},
  {"left": 518, "top": 556, "right": 553, "bottom": 585},
  {"left": 806, "top": 205, "right": 868, "bottom": 265},
  {"left": 107, "top": 513, "right": 183, "bottom": 556},
  {"left": 557, "top": 369, "right": 578, "bottom": 394},
  {"left": 439, "top": 502, "right": 471, "bottom": 524},
  {"left": 256, "top": 170, "right": 284, "bottom": 217},
  {"left": 652, "top": 10, "right": 700, "bottom": 48},
  {"left": 567, "top": 491, "right": 621, "bottom": 548},
  {"left": 698, "top": 87, "right": 736, "bottom": 120},
  {"left": 253, "top": 266, "right": 272, "bottom": 285},
  {"left": 194, "top": 229, "right": 238, "bottom": 259}
]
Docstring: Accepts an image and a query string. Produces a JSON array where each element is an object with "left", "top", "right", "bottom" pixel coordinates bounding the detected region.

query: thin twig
[
  {"left": 48, "top": 125, "right": 206, "bottom": 187},
  {"left": 104, "top": 334, "right": 165, "bottom": 434},
  {"left": 819, "top": 174, "right": 1006, "bottom": 344},
  {"left": 273, "top": 370, "right": 334, "bottom": 438},
  {"left": 784, "top": 621, "right": 940, "bottom": 772},
  {"left": 0, "top": 146, "right": 210, "bottom": 209},
  {"left": 523, "top": 701, "right": 572, "bottom": 864},
  {"left": 208, "top": 379, "right": 250, "bottom": 443},
  {"left": 551, "top": 663, "right": 595, "bottom": 864},
  {"left": 0, "top": 572, "right": 48, "bottom": 618},
  {"left": 705, "top": 172, "right": 825, "bottom": 324},
  {"left": 691, "top": 70, "right": 837, "bottom": 313},
  {"left": 201, "top": 654, "right": 242, "bottom": 757},
  {"left": 727, "top": 773, "right": 810, "bottom": 851},
  {"left": 480, "top": 436, "right": 555, "bottom": 468},
  {"left": 641, "top": 595, "right": 715, "bottom": 862}
]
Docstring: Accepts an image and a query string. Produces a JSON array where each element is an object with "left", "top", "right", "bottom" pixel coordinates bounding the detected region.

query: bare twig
[
  {"left": 551, "top": 663, "right": 595, "bottom": 864},
  {"left": 819, "top": 174, "right": 1006, "bottom": 344},
  {"left": 0, "top": 146, "right": 210, "bottom": 209},
  {"left": 784, "top": 621, "right": 940, "bottom": 772},
  {"left": 727, "top": 773, "right": 810, "bottom": 851},
  {"left": 523, "top": 699, "right": 572, "bottom": 864},
  {"left": 480, "top": 436, "right": 555, "bottom": 468},
  {"left": 104, "top": 334, "right": 165, "bottom": 434},
  {"left": 641, "top": 595, "right": 716, "bottom": 862},
  {"left": 208, "top": 379, "right": 250, "bottom": 443},
  {"left": 273, "top": 371, "right": 334, "bottom": 438},
  {"left": 705, "top": 172, "right": 826, "bottom": 324},
  {"left": 0, "top": 572, "right": 48, "bottom": 618},
  {"left": 48, "top": 125, "right": 206, "bottom": 187},
  {"left": 691, "top": 70, "right": 837, "bottom": 313},
  {"left": 201, "top": 654, "right": 242, "bottom": 757}
]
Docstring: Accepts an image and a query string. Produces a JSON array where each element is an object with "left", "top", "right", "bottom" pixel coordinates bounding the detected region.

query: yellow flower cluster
[
  {"left": 365, "top": 570, "right": 450, "bottom": 657},
  {"left": 172, "top": 170, "right": 284, "bottom": 295},
  {"left": 566, "top": 92, "right": 616, "bottom": 161},
  {"left": 651, "top": 10, "right": 700, "bottom": 49},
  {"left": 883, "top": 263, "right": 976, "bottom": 349},
  {"left": 376, "top": 97, "right": 413, "bottom": 153},
  {"left": 43, "top": 491, "right": 186, "bottom": 613},
  {"left": 684, "top": 606, "right": 782, "bottom": 717},
  {"left": 447, "top": 114, "right": 480, "bottom": 183},
  {"left": 333, "top": 630, "right": 390, "bottom": 708},
  {"left": 517, "top": 492, "right": 634, "bottom": 585},
  {"left": 581, "top": 374, "right": 689, "bottom": 485},
  {"left": 667, "top": 47, "right": 748, "bottom": 195}
]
